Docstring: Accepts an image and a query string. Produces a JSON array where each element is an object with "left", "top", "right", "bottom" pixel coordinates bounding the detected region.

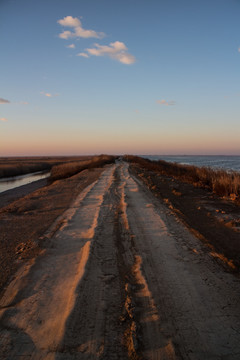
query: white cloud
[
  {"left": 238, "top": 47, "right": 240, "bottom": 53},
  {"left": 59, "top": 30, "right": 72, "bottom": 40},
  {"left": 156, "top": 99, "right": 176, "bottom": 106},
  {"left": 0, "top": 118, "right": 8, "bottom": 122},
  {"left": 0, "top": 98, "right": 10, "bottom": 104},
  {"left": 66, "top": 44, "right": 75, "bottom": 49},
  {"left": 81, "top": 41, "right": 136, "bottom": 65},
  {"left": 58, "top": 16, "right": 81, "bottom": 28},
  {"left": 58, "top": 16, "right": 105, "bottom": 40}
]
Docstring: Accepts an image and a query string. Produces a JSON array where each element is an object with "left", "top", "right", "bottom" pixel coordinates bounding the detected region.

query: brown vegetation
[
  {"left": 124, "top": 155, "right": 240, "bottom": 201},
  {"left": 0, "top": 156, "right": 92, "bottom": 178},
  {"left": 50, "top": 155, "right": 116, "bottom": 181},
  {"left": 129, "top": 162, "right": 240, "bottom": 271}
]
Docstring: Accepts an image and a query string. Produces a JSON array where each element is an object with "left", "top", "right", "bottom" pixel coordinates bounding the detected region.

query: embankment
[{"left": 124, "top": 156, "right": 240, "bottom": 271}]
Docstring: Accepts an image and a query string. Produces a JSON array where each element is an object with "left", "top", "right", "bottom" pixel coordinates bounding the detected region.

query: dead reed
[
  {"left": 124, "top": 155, "right": 240, "bottom": 201},
  {"left": 0, "top": 156, "right": 92, "bottom": 179},
  {"left": 50, "top": 155, "right": 116, "bottom": 181},
  {"left": 0, "top": 163, "right": 52, "bottom": 178}
]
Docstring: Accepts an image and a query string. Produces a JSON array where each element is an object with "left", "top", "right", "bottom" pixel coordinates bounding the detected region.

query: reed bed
[
  {"left": 124, "top": 155, "right": 240, "bottom": 200},
  {"left": 50, "top": 155, "right": 116, "bottom": 181},
  {"left": 0, "top": 163, "right": 52, "bottom": 178},
  {"left": 0, "top": 156, "right": 92, "bottom": 179}
]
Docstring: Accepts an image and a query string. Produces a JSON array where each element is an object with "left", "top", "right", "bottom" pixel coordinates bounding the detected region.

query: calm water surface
[
  {"left": 142, "top": 155, "right": 240, "bottom": 172},
  {"left": 0, "top": 171, "right": 50, "bottom": 193}
]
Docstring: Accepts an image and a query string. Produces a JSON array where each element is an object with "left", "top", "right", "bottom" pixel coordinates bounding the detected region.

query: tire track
[
  {"left": 1, "top": 162, "right": 240, "bottom": 359},
  {"left": 117, "top": 164, "right": 177, "bottom": 360},
  {"left": 0, "top": 165, "right": 117, "bottom": 359},
  {"left": 121, "top": 162, "right": 240, "bottom": 359}
]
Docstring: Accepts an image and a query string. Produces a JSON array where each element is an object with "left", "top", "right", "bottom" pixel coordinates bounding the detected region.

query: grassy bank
[
  {"left": 128, "top": 160, "right": 240, "bottom": 271},
  {"left": 124, "top": 155, "right": 240, "bottom": 201},
  {"left": 0, "top": 162, "right": 51, "bottom": 178},
  {"left": 50, "top": 155, "right": 116, "bottom": 181},
  {"left": 0, "top": 156, "right": 93, "bottom": 178}
]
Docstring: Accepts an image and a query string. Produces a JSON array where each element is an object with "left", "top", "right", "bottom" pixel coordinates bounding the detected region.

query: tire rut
[
  {"left": 56, "top": 165, "right": 139, "bottom": 359},
  {"left": 120, "top": 162, "right": 240, "bottom": 360},
  {"left": 1, "top": 162, "right": 240, "bottom": 359}
]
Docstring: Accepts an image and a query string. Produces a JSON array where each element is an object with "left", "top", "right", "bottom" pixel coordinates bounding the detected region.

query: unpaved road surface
[{"left": 1, "top": 162, "right": 240, "bottom": 359}]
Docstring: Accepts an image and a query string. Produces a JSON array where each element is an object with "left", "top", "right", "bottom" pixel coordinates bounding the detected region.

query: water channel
[{"left": 0, "top": 171, "right": 50, "bottom": 194}]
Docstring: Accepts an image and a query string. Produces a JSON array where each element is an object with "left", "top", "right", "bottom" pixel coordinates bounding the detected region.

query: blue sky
[{"left": 1, "top": 0, "right": 240, "bottom": 155}]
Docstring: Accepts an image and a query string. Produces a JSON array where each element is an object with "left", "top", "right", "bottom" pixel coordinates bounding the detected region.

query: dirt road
[{"left": 0, "top": 162, "right": 240, "bottom": 359}]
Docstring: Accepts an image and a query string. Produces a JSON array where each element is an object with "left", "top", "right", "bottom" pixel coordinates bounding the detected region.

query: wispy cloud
[
  {"left": 0, "top": 98, "right": 29, "bottom": 105},
  {"left": 58, "top": 16, "right": 105, "bottom": 40},
  {"left": 0, "top": 98, "right": 10, "bottom": 104},
  {"left": 156, "top": 99, "right": 176, "bottom": 106},
  {"left": 41, "top": 92, "right": 59, "bottom": 98},
  {"left": 66, "top": 44, "right": 75, "bottom": 49},
  {"left": 78, "top": 41, "right": 136, "bottom": 65},
  {"left": 0, "top": 118, "right": 8, "bottom": 122},
  {"left": 238, "top": 47, "right": 240, "bottom": 53},
  {"left": 77, "top": 52, "right": 89, "bottom": 58}
]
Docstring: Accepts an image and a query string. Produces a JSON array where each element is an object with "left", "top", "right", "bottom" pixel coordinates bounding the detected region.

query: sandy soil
[
  {"left": 129, "top": 163, "right": 240, "bottom": 271},
  {"left": 0, "top": 162, "right": 240, "bottom": 359},
  {"left": 0, "top": 178, "right": 49, "bottom": 208},
  {"left": 0, "top": 168, "right": 104, "bottom": 297}
]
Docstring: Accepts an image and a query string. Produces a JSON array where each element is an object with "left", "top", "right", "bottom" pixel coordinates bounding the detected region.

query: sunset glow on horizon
[{"left": 1, "top": 0, "right": 240, "bottom": 156}]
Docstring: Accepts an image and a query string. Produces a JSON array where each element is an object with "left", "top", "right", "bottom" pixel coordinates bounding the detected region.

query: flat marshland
[
  {"left": 1, "top": 155, "right": 240, "bottom": 359},
  {"left": 0, "top": 155, "right": 93, "bottom": 178}
]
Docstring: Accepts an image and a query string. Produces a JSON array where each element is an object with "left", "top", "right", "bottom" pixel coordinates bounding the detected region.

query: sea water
[{"left": 142, "top": 155, "right": 240, "bottom": 172}]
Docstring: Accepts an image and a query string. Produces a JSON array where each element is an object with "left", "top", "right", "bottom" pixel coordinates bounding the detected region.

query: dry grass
[
  {"left": 0, "top": 156, "right": 92, "bottom": 178},
  {"left": 0, "top": 162, "right": 51, "bottom": 178},
  {"left": 50, "top": 155, "right": 116, "bottom": 181},
  {"left": 124, "top": 155, "right": 240, "bottom": 201}
]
